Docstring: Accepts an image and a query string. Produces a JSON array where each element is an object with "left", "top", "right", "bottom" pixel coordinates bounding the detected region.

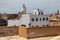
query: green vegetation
[{"left": 21, "top": 24, "right": 26, "bottom": 27}]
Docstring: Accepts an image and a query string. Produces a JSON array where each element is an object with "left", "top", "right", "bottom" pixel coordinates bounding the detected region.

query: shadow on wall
[{"left": 0, "top": 19, "right": 8, "bottom": 26}]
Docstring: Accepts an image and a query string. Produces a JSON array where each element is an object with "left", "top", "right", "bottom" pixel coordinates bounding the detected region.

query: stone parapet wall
[
  {"left": 19, "top": 27, "right": 28, "bottom": 38},
  {"left": 0, "top": 26, "right": 19, "bottom": 37},
  {"left": 19, "top": 26, "right": 60, "bottom": 39}
]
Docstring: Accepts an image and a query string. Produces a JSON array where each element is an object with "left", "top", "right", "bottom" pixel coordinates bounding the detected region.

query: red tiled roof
[{"left": 7, "top": 14, "right": 18, "bottom": 20}]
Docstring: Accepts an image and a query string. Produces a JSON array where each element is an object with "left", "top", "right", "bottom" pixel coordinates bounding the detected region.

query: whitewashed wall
[
  {"left": 19, "top": 14, "right": 30, "bottom": 27},
  {"left": 30, "top": 14, "right": 49, "bottom": 27},
  {"left": 8, "top": 14, "right": 49, "bottom": 27},
  {"left": 8, "top": 14, "right": 30, "bottom": 28},
  {"left": 8, "top": 20, "right": 19, "bottom": 26}
]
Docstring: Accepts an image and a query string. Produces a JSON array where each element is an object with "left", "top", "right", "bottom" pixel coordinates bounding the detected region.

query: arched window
[
  {"left": 41, "top": 12, "right": 43, "bottom": 15},
  {"left": 43, "top": 18, "right": 45, "bottom": 21},
  {"left": 43, "top": 25, "right": 45, "bottom": 26},
  {"left": 39, "top": 13, "right": 40, "bottom": 15},
  {"left": 32, "top": 18, "right": 34, "bottom": 21},
  {"left": 46, "top": 25, "right": 48, "bottom": 26},
  {"left": 29, "top": 23, "right": 31, "bottom": 26},
  {"left": 46, "top": 18, "right": 48, "bottom": 21},
  {"left": 36, "top": 18, "right": 38, "bottom": 21},
  {"left": 36, "top": 25, "right": 38, "bottom": 27},
  {"left": 40, "top": 18, "right": 41, "bottom": 21}
]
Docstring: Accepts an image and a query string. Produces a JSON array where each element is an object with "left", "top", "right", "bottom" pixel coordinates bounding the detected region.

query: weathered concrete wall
[
  {"left": 19, "top": 26, "right": 60, "bottom": 39},
  {"left": 0, "top": 26, "right": 19, "bottom": 37}
]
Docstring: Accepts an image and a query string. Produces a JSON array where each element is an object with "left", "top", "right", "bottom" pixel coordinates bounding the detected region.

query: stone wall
[
  {"left": 19, "top": 26, "right": 60, "bottom": 39},
  {"left": 0, "top": 26, "right": 19, "bottom": 37},
  {"left": 19, "top": 27, "right": 28, "bottom": 38}
]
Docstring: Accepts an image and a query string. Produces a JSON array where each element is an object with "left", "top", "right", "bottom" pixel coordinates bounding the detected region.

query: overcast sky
[{"left": 0, "top": 0, "right": 60, "bottom": 14}]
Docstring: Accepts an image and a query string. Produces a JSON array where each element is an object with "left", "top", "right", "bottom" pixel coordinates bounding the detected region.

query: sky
[{"left": 0, "top": 0, "right": 60, "bottom": 14}]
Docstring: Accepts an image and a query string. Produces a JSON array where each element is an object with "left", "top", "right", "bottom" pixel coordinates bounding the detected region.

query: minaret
[
  {"left": 21, "top": 4, "right": 26, "bottom": 14},
  {"left": 57, "top": 10, "right": 59, "bottom": 14}
]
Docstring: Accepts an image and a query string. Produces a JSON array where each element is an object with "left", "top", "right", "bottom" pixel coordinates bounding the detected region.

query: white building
[
  {"left": 33, "top": 9, "right": 43, "bottom": 15},
  {"left": 8, "top": 9, "right": 50, "bottom": 28}
]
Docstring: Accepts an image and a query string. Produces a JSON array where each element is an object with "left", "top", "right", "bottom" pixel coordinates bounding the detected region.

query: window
[
  {"left": 36, "top": 25, "right": 38, "bottom": 27},
  {"left": 41, "top": 12, "right": 43, "bottom": 15},
  {"left": 35, "top": 12, "right": 36, "bottom": 15},
  {"left": 43, "top": 18, "right": 45, "bottom": 21},
  {"left": 46, "top": 18, "right": 48, "bottom": 21},
  {"left": 32, "top": 18, "right": 34, "bottom": 21},
  {"left": 39, "top": 13, "right": 40, "bottom": 15},
  {"left": 46, "top": 25, "right": 48, "bottom": 26},
  {"left": 36, "top": 18, "right": 38, "bottom": 21},
  {"left": 29, "top": 23, "right": 31, "bottom": 26},
  {"left": 43, "top": 25, "right": 45, "bottom": 26},
  {"left": 40, "top": 18, "right": 41, "bottom": 21}
]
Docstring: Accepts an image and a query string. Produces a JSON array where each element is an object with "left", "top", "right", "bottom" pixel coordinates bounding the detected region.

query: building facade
[
  {"left": 17, "top": 9, "right": 49, "bottom": 28},
  {"left": 7, "top": 4, "right": 60, "bottom": 27},
  {"left": 49, "top": 13, "right": 60, "bottom": 26},
  {"left": 8, "top": 9, "right": 49, "bottom": 28}
]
